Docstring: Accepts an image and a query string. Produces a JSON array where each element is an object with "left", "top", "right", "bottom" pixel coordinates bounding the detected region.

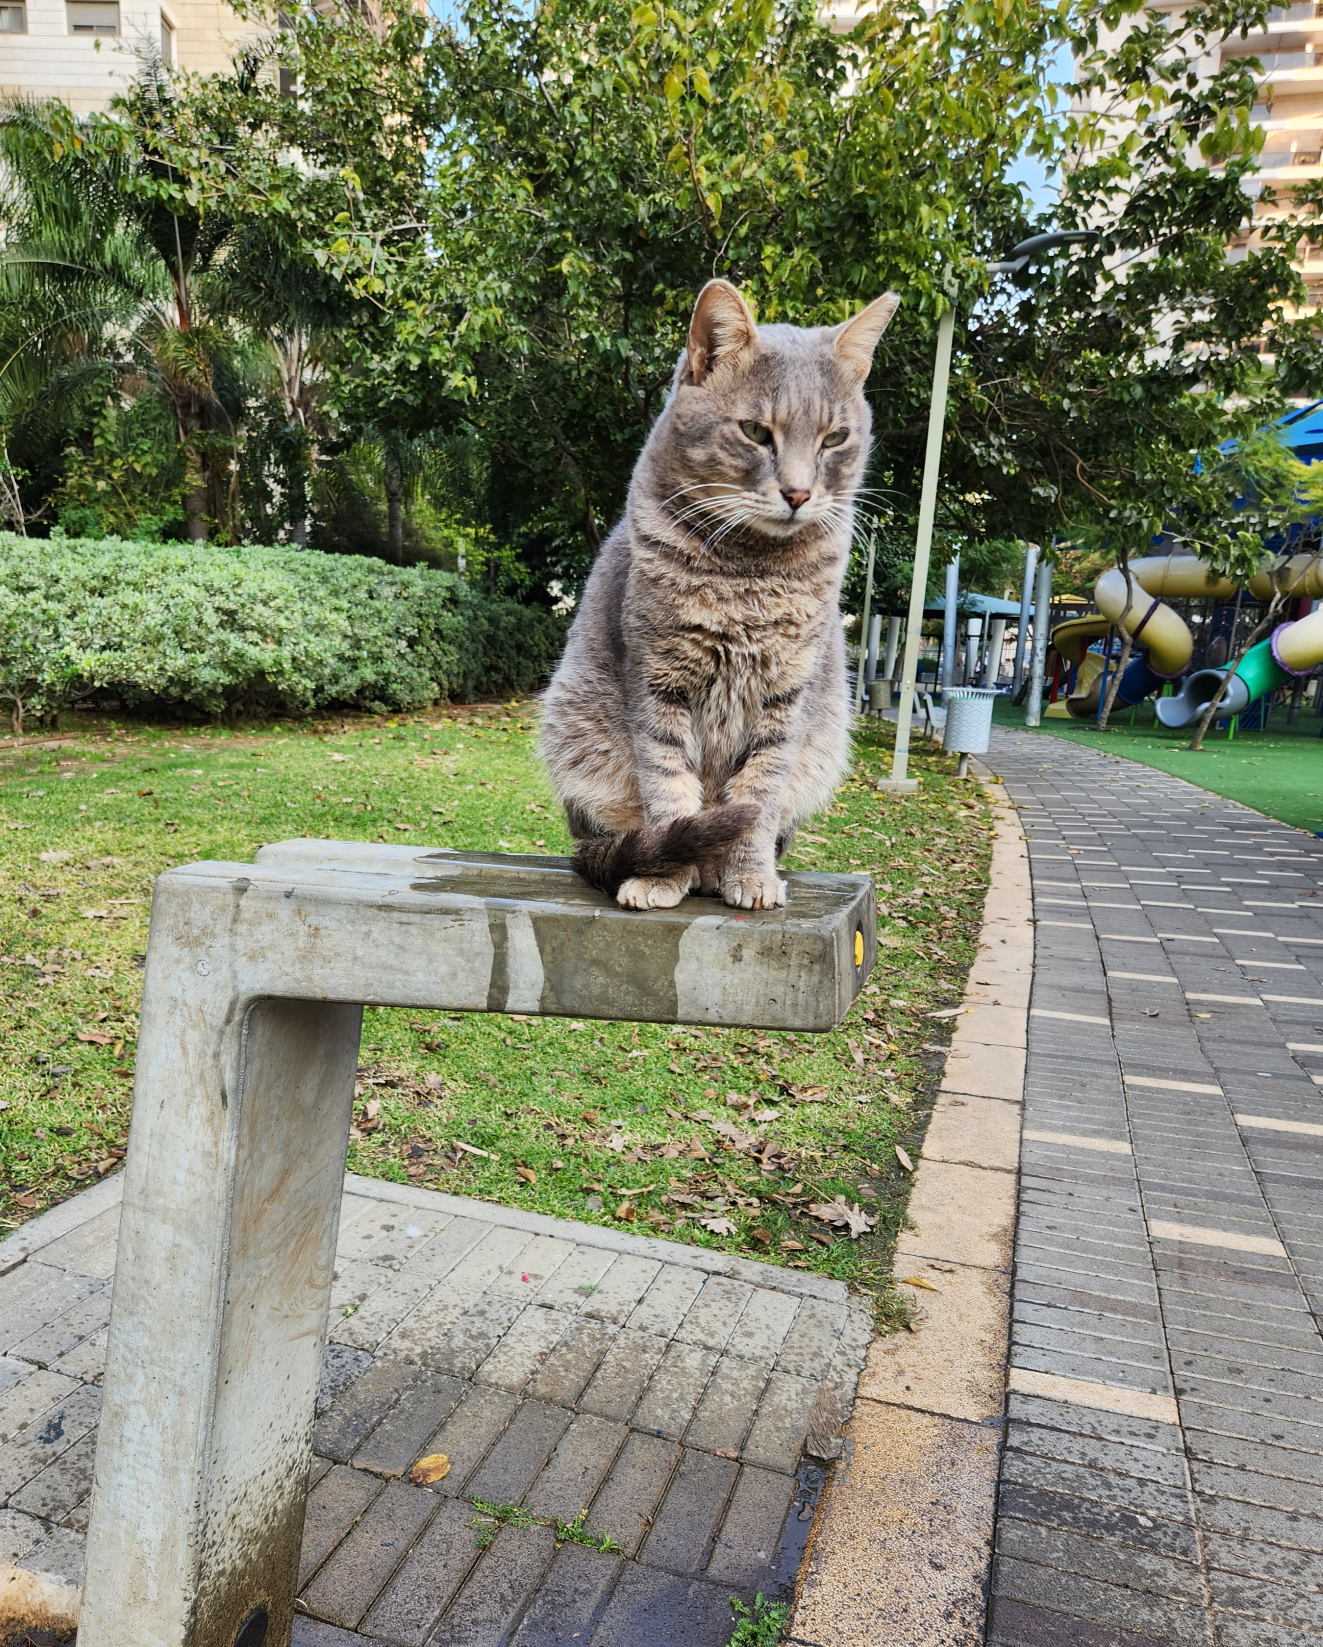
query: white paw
[
  {"left": 617, "top": 874, "right": 691, "bottom": 910},
  {"left": 721, "top": 874, "right": 787, "bottom": 910}
]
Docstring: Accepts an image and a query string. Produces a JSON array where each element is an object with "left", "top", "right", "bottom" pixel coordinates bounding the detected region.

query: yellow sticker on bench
[{"left": 854, "top": 930, "right": 864, "bottom": 967}]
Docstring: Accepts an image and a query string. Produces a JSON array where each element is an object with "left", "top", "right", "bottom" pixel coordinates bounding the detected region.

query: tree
[
  {"left": 327, "top": 0, "right": 1069, "bottom": 579},
  {"left": 939, "top": 0, "right": 1323, "bottom": 719}
]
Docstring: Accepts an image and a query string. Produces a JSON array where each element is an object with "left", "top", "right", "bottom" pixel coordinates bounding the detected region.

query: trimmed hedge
[{"left": 0, "top": 534, "right": 566, "bottom": 726}]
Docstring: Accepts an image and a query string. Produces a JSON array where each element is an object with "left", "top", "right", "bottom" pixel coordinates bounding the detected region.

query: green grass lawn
[
  {"left": 992, "top": 695, "right": 1323, "bottom": 835},
  {"left": 1, "top": 702, "right": 992, "bottom": 1326}
]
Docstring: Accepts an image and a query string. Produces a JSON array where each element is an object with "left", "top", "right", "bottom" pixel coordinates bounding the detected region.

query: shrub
[{"left": 0, "top": 533, "right": 566, "bottom": 730}]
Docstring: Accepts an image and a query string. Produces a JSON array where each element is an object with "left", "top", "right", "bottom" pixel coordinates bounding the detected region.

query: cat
[{"left": 540, "top": 278, "right": 898, "bottom": 911}]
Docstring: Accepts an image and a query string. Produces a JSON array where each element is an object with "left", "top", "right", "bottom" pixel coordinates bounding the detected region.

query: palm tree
[{"left": 0, "top": 83, "right": 240, "bottom": 540}]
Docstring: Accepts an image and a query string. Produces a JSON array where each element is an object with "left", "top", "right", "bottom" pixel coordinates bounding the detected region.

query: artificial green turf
[
  {"left": 991, "top": 695, "right": 1323, "bottom": 835},
  {"left": 1, "top": 702, "right": 992, "bottom": 1325}
]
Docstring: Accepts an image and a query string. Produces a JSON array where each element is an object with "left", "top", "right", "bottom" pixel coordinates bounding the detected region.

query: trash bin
[{"left": 943, "top": 687, "right": 996, "bottom": 776}]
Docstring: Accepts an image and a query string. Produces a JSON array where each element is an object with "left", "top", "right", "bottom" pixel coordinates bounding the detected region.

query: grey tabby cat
[{"left": 541, "top": 278, "right": 898, "bottom": 911}]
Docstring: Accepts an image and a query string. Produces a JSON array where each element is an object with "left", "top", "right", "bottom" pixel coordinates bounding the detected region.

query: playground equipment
[
  {"left": 1046, "top": 551, "right": 1323, "bottom": 726},
  {"left": 1047, "top": 555, "right": 1237, "bottom": 719},
  {"left": 1156, "top": 602, "right": 1323, "bottom": 727},
  {"left": 71, "top": 842, "right": 874, "bottom": 1647}
]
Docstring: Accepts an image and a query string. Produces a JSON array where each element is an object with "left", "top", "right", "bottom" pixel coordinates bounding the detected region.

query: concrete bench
[{"left": 76, "top": 843, "right": 875, "bottom": 1647}]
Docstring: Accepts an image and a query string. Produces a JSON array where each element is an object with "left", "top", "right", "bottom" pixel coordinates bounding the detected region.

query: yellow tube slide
[
  {"left": 1275, "top": 604, "right": 1323, "bottom": 672},
  {"left": 1093, "top": 555, "right": 1239, "bottom": 678},
  {"left": 1248, "top": 552, "right": 1323, "bottom": 602}
]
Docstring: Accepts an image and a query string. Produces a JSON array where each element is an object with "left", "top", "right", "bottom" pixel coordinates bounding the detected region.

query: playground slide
[
  {"left": 1048, "top": 556, "right": 1237, "bottom": 719},
  {"left": 1157, "top": 604, "right": 1323, "bottom": 728}
]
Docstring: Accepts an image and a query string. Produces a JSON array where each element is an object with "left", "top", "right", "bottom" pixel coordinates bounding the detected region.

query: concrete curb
[{"left": 785, "top": 765, "right": 1030, "bottom": 1646}]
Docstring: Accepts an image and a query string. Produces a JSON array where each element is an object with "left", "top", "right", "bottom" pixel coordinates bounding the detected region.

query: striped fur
[{"left": 542, "top": 281, "right": 898, "bottom": 910}]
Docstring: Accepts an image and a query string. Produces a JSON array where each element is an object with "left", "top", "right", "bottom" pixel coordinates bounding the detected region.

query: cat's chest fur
[{"left": 626, "top": 544, "right": 841, "bottom": 759}]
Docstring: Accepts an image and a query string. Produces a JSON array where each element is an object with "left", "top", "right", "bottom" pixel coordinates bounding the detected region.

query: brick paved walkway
[
  {"left": 0, "top": 1175, "right": 870, "bottom": 1646},
  {"left": 988, "top": 728, "right": 1323, "bottom": 1647}
]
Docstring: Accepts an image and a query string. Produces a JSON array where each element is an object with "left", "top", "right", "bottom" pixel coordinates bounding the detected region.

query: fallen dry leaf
[
  {"left": 927, "top": 1007, "right": 965, "bottom": 1019},
  {"left": 899, "top": 1274, "right": 941, "bottom": 1292},
  {"left": 615, "top": 1203, "right": 636, "bottom": 1222},
  {"left": 76, "top": 1031, "right": 112, "bottom": 1046},
  {"left": 701, "top": 1214, "right": 737, "bottom": 1236},
  {"left": 515, "top": 1164, "right": 537, "bottom": 1185},
  {"left": 408, "top": 1454, "right": 451, "bottom": 1486},
  {"left": 895, "top": 1144, "right": 915, "bottom": 1173}
]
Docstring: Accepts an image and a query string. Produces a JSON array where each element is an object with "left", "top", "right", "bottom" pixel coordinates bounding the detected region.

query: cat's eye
[
  {"left": 740, "top": 421, "right": 774, "bottom": 448},
  {"left": 821, "top": 429, "right": 848, "bottom": 449}
]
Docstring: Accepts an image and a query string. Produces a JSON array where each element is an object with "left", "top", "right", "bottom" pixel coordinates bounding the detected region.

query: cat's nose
[{"left": 781, "top": 489, "right": 811, "bottom": 511}]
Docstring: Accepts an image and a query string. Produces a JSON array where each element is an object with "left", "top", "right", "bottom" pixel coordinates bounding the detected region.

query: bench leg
[{"left": 80, "top": 997, "right": 363, "bottom": 1647}]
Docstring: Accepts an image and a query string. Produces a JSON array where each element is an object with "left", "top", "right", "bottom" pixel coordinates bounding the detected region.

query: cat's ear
[
  {"left": 833, "top": 293, "right": 900, "bottom": 382},
  {"left": 684, "top": 280, "right": 758, "bottom": 385}
]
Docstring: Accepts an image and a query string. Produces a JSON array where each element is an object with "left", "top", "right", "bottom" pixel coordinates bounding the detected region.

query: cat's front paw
[
  {"left": 720, "top": 872, "right": 787, "bottom": 910},
  {"left": 618, "top": 872, "right": 695, "bottom": 910}
]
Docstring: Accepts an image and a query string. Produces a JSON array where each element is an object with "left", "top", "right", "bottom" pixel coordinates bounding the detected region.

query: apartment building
[{"left": 0, "top": 0, "right": 253, "bottom": 114}]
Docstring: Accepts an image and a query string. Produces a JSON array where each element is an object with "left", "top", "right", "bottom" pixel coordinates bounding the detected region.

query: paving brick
[
  {"left": 774, "top": 1297, "right": 846, "bottom": 1380},
  {"left": 426, "top": 1292, "right": 527, "bottom": 1380},
  {"left": 987, "top": 1593, "right": 1200, "bottom": 1647},
  {"left": 523, "top": 1412, "right": 625, "bottom": 1523},
  {"left": 355, "top": 1497, "right": 477, "bottom": 1646},
  {"left": 474, "top": 1304, "right": 571, "bottom": 1393},
  {"left": 427, "top": 1522, "right": 557, "bottom": 1647},
  {"left": 0, "top": 1380, "right": 100, "bottom": 1500},
  {"left": 0, "top": 1271, "right": 100, "bottom": 1363},
  {"left": 674, "top": 1277, "right": 752, "bottom": 1352},
  {"left": 0, "top": 1505, "right": 49, "bottom": 1566},
  {"left": 704, "top": 1464, "right": 795, "bottom": 1588},
  {"left": 585, "top": 1432, "right": 679, "bottom": 1556},
  {"left": 487, "top": 1235, "right": 576, "bottom": 1298},
  {"left": 581, "top": 1256, "right": 663, "bottom": 1326},
  {"left": 318, "top": 1343, "right": 374, "bottom": 1417},
  {"left": 298, "top": 1464, "right": 383, "bottom": 1588},
  {"left": 291, "top": 1619, "right": 365, "bottom": 1647},
  {"left": 8, "top": 1427, "right": 97, "bottom": 1524},
  {"left": 464, "top": 1399, "right": 572, "bottom": 1506},
  {"left": 684, "top": 1357, "right": 769, "bottom": 1458},
  {"left": 524, "top": 1317, "right": 617, "bottom": 1408},
  {"left": 350, "top": 1369, "right": 466, "bottom": 1479},
  {"left": 7, "top": 1285, "right": 111, "bottom": 1369},
  {"left": 507, "top": 1540, "right": 622, "bottom": 1647},
  {"left": 20, "top": 1525, "right": 85, "bottom": 1588},
  {"left": 300, "top": 1480, "right": 437, "bottom": 1629},
  {"left": 578, "top": 1330, "right": 667, "bottom": 1422},
  {"left": 418, "top": 1383, "right": 518, "bottom": 1498},
  {"left": 640, "top": 1446, "right": 738, "bottom": 1573},
  {"left": 631, "top": 1341, "right": 718, "bottom": 1441},
  {"left": 625, "top": 1265, "right": 706, "bottom": 1339},
  {"left": 529, "top": 1244, "right": 616, "bottom": 1311},
  {"left": 1000, "top": 1450, "right": 1195, "bottom": 1525},
  {"left": 311, "top": 1357, "right": 414, "bottom": 1465},
  {"left": 722, "top": 1289, "right": 799, "bottom": 1364},
  {"left": 999, "top": 1483, "right": 1199, "bottom": 1561},
  {"left": 740, "top": 1371, "right": 817, "bottom": 1475},
  {"left": 588, "top": 1564, "right": 746, "bottom": 1647}
]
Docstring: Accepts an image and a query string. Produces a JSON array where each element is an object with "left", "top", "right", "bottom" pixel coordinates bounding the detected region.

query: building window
[
  {"left": 160, "top": 11, "right": 174, "bottom": 60},
  {"left": 66, "top": 0, "right": 120, "bottom": 32},
  {"left": 0, "top": 3, "right": 27, "bottom": 28},
  {"left": 279, "top": 66, "right": 298, "bottom": 96}
]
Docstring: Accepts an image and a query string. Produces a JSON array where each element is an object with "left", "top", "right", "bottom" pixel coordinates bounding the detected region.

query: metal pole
[
  {"left": 865, "top": 614, "right": 883, "bottom": 684},
  {"left": 964, "top": 616, "right": 982, "bottom": 687},
  {"left": 1012, "top": 542, "right": 1038, "bottom": 689},
  {"left": 879, "top": 304, "right": 956, "bottom": 793},
  {"left": 853, "top": 518, "right": 878, "bottom": 716},
  {"left": 941, "top": 554, "right": 960, "bottom": 692},
  {"left": 882, "top": 615, "right": 901, "bottom": 685},
  {"left": 983, "top": 615, "right": 1007, "bottom": 687},
  {"left": 1024, "top": 556, "right": 1053, "bottom": 727}
]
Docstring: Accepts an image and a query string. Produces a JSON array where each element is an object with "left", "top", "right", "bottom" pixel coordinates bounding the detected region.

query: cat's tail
[{"left": 573, "top": 803, "right": 758, "bottom": 898}]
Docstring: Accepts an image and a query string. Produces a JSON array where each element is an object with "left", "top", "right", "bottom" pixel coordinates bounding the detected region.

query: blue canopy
[{"left": 1274, "top": 400, "right": 1323, "bottom": 464}]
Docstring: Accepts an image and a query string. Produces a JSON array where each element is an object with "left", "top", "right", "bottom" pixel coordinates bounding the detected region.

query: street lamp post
[{"left": 877, "top": 231, "right": 1098, "bottom": 794}]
